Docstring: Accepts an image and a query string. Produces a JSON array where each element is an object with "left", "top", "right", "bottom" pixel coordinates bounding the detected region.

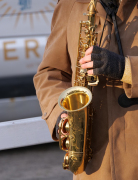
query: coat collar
[
  {"left": 76, "top": 0, "right": 138, "bottom": 23},
  {"left": 76, "top": 0, "right": 112, "bottom": 23},
  {"left": 117, "top": 0, "right": 138, "bottom": 22}
]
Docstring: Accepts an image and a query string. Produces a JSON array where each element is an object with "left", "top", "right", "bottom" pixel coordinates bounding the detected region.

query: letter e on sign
[
  {"left": 4, "top": 41, "right": 18, "bottom": 60},
  {"left": 25, "top": 39, "right": 40, "bottom": 58}
]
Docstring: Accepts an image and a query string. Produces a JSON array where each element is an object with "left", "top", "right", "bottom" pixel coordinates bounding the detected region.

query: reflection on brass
[
  {"left": 58, "top": 0, "right": 99, "bottom": 175},
  {"left": 62, "top": 91, "right": 89, "bottom": 111}
]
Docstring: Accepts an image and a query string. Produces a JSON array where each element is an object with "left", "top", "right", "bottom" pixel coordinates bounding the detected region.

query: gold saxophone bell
[
  {"left": 58, "top": 86, "right": 92, "bottom": 174},
  {"left": 58, "top": 0, "right": 99, "bottom": 175}
]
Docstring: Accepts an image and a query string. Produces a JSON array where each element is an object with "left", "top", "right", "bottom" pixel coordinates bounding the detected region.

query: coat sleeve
[
  {"left": 123, "top": 56, "right": 138, "bottom": 98},
  {"left": 33, "top": 0, "right": 75, "bottom": 140}
]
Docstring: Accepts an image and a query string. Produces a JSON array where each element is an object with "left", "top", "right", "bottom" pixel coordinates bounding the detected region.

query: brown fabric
[{"left": 34, "top": 0, "right": 138, "bottom": 179}]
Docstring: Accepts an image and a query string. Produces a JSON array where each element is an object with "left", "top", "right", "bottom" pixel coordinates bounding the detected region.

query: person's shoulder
[
  {"left": 76, "top": 0, "right": 91, "bottom": 2},
  {"left": 52, "top": 0, "right": 77, "bottom": 23},
  {"left": 57, "top": 0, "right": 77, "bottom": 10},
  {"left": 58, "top": 0, "right": 90, "bottom": 2},
  {"left": 56, "top": 0, "right": 90, "bottom": 13},
  {"left": 57, "top": 0, "right": 77, "bottom": 3}
]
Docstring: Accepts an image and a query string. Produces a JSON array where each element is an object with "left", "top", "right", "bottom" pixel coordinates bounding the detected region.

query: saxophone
[{"left": 58, "top": 0, "right": 98, "bottom": 175}]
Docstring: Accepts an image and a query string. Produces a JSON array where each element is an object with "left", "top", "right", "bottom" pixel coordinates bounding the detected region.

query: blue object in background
[{"left": 19, "top": 0, "right": 32, "bottom": 11}]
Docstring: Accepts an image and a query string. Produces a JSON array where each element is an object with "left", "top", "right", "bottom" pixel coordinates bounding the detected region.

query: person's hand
[
  {"left": 79, "top": 46, "right": 125, "bottom": 80},
  {"left": 79, "top": 46, "right": 94, "bottom": 75}
]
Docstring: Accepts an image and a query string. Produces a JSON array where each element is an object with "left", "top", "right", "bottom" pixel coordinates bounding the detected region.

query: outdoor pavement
[{"left": 0, "top": 142, "right": 72, "bottom": 180}]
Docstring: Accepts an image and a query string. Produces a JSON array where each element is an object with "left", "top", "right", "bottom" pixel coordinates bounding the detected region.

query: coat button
[{"left": 107, "top": 34, "right": 111, "bottom": 43}]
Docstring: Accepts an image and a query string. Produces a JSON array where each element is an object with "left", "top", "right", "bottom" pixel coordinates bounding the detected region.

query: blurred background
[{"left": 0, "top": 0, "right": 72, "bottom": 179}]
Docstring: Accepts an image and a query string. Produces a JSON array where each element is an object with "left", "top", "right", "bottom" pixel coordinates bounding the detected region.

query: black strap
[
  {"left": 99, "top": 0, "right": 124, "bottom": 56},
  {"left": 112, "top": 12, "right": 123, "bottom": 56},
  {"left": 99, "top": 13, "right": 108, "bottom": 47},
  {"left": 99, "top": 0, "right": 118, "bottom": 16},
  {"left": 99, "top": 0, "right": 138, "bottom": 108}
]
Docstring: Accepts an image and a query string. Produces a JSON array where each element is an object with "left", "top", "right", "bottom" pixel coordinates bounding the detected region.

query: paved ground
[{"left": 0, "top": 142, "right": 72, "bottom": 180}]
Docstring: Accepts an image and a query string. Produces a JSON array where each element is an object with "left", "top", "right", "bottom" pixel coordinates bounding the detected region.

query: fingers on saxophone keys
[
  {"left": 79, "top": 55, "right": 91, "bottom": 64},
  {"left": 81, "top": 61, "right": 93, "bottom": 69},
  {"left": 87, "top": 69, "right": 94, "bottom": 75},
  {"left": 85, "top": 46, "right": 93, "bottom": 56}
]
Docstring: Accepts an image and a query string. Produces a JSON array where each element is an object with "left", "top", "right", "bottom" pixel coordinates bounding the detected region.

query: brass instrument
[{"left": 58, "top": 0, "right": 98, "bottom": 175}]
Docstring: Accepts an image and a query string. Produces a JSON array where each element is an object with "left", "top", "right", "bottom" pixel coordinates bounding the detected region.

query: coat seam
[
  {"left": 124, "top": 116, "right": 126, "bottom": 152},
  {"left": 111, "top": 112, "right": 116, "bottom": 180},
  {"left": 109, "top": 87, "right": 116, "bottom": 180}
]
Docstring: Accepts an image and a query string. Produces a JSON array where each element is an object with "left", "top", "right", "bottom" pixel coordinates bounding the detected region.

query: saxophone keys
[
  {"left": 63, "top": 153, "right": 69, "bottom": 170},
  {"left": 80, "top": 68, "right": 87, "bottom": 75},
  {"left": 85, "top": 30, "right": 89, "bottom": 35},
  {"left": 65, "top": 138, "right": 70, "bottom": 149},
  {"left": 65, "top": 121, "right": 69, "bottom": 133},
  {"left": 61, "top": 118, "right": 69, "bottom": 133},
  {"left": 83, "top": 44, "right": 89, "bottom": 49},
  {"left": 63, "top": 163, "right": 69, "bottom": 170}
]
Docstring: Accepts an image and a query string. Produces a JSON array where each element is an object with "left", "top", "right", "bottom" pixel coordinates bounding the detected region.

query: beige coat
[{"left": 34, "top": 0, "right": 138, "bottom": 179}]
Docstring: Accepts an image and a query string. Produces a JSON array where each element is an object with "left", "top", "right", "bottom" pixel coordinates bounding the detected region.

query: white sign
[
  {"left": 0, "top": 0, "right": 57, "bottom": 36},
  {"left": 0, "top": 0, "right": 57, "bottom": 77},
  {"left": 0, "top": 36, "right": 48, "bottom": 77}
]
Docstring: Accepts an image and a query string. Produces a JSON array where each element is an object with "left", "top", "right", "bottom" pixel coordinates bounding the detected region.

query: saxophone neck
[{"left": 88, "top": 0, "right": 98, "bottom": 15}]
